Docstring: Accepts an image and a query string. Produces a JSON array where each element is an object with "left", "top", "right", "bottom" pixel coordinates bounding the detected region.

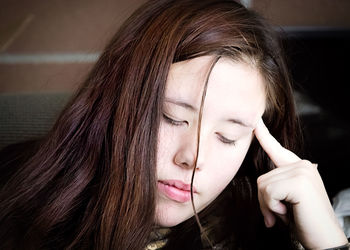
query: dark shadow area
[{"left": 282, "top": 29, "right": 350, "bottom": 199}]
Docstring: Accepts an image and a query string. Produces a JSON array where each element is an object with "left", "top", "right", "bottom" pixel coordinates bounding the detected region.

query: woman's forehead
[{"left": 164, "top": 56, "right": 266, "bottom": 126}]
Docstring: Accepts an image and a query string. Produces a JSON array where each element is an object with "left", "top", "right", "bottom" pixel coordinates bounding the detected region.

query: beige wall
[
  {"left": 0, "top": 0, "right": 147, "bottom": 93},
  {"left": 0, "top": 0, "right": 349, "bottom": 93}
]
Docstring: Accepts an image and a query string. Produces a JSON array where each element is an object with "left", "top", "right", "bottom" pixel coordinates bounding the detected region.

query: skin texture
[
  {"left": 154, "top": 55, "right": 348, "bottom": 249},
  {"left": 155, "top": 56, "right": 266, "bottom": 227}
]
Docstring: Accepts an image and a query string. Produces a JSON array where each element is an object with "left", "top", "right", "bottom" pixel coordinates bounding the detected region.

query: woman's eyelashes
[
  {"left": 162, "top": 113, "right": 187, "bottom": 126},
  {"left": 162, "top": 113, "right": 237, "bottom": 146},
  {"left": 216, "top": 133, "right": 236, "bottom": 146}
]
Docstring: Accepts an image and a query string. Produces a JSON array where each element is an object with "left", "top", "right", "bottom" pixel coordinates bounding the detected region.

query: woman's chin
[
  {"left": 155, "top": 215, "right": 184, "bottom": 228},
  {"left": 155, "top": 209, "right": 193, "bottom": 228}
]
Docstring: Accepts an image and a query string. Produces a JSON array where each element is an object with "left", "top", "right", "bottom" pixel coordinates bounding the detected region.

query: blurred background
[{"left": 0, "top": 0, "right": 349, "bottom": 201}]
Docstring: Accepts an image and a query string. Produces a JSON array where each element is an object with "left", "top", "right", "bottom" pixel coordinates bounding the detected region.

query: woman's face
[{"left": 156, "top": 56, "right": 266, "bottom": 227}]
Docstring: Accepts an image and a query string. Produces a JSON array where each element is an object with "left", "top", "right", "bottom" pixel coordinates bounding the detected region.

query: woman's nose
[{"left": 174, "top": 132, "right": 203, "bottom": 170}]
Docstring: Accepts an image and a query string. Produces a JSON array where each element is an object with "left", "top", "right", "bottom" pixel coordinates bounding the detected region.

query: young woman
[{"left": 0, "top": 0, "right": 348, "bottom": 249}]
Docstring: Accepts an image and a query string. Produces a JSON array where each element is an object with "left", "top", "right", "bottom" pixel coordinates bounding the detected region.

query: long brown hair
[{"left": 0, "top": 0, "right": 301, "bottom": 249}]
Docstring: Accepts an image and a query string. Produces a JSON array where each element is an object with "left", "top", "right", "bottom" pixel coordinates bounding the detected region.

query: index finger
[{"left": 254, "top": 118, "right": 300, "bottom": 166}]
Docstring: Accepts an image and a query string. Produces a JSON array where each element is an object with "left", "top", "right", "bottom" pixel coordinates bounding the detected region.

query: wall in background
[
  {"left": 253, "top": 0, "right": 350, "bottom": 27},
  {"left": 0, "top": 0, "right": 146, "bottom": 93},
  {"left": 0, "top": 0, "right": 349, "bottom": 93}
]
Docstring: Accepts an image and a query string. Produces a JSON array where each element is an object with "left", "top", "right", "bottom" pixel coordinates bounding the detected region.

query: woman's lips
[{"left": 157, "top": 180, "right": 197, "bottom": 203}]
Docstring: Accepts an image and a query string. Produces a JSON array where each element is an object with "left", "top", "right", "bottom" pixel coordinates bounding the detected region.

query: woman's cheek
[
  {"left": 203, "top": 138, "right": 253, "bottom": 201},
  {"left": 210, "top": 133, "right": 253, "bottom": 180},
  {"left": 156, "top": 124, "right": 174, "bottom": 172}
]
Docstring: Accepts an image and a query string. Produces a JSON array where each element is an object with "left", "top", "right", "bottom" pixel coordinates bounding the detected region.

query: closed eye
[
  {"left": 216, "top": 133, "right": 236, "bottom": 146},
  {"left": 162, "top": 113, "right": 187, "bottom": 126}
]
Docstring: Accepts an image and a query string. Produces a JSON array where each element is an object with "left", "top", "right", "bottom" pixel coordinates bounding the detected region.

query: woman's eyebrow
[
  {"left": 164, "top": 98, "right": 197, "bottom": 112},
  {"left": 226, "top": 118, "right": 253, "bottom": 128}
]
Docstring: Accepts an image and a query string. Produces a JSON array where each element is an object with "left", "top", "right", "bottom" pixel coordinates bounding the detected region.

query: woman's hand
[{"left": 254, "top": 118, "right": 348, "bottom": 249}]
